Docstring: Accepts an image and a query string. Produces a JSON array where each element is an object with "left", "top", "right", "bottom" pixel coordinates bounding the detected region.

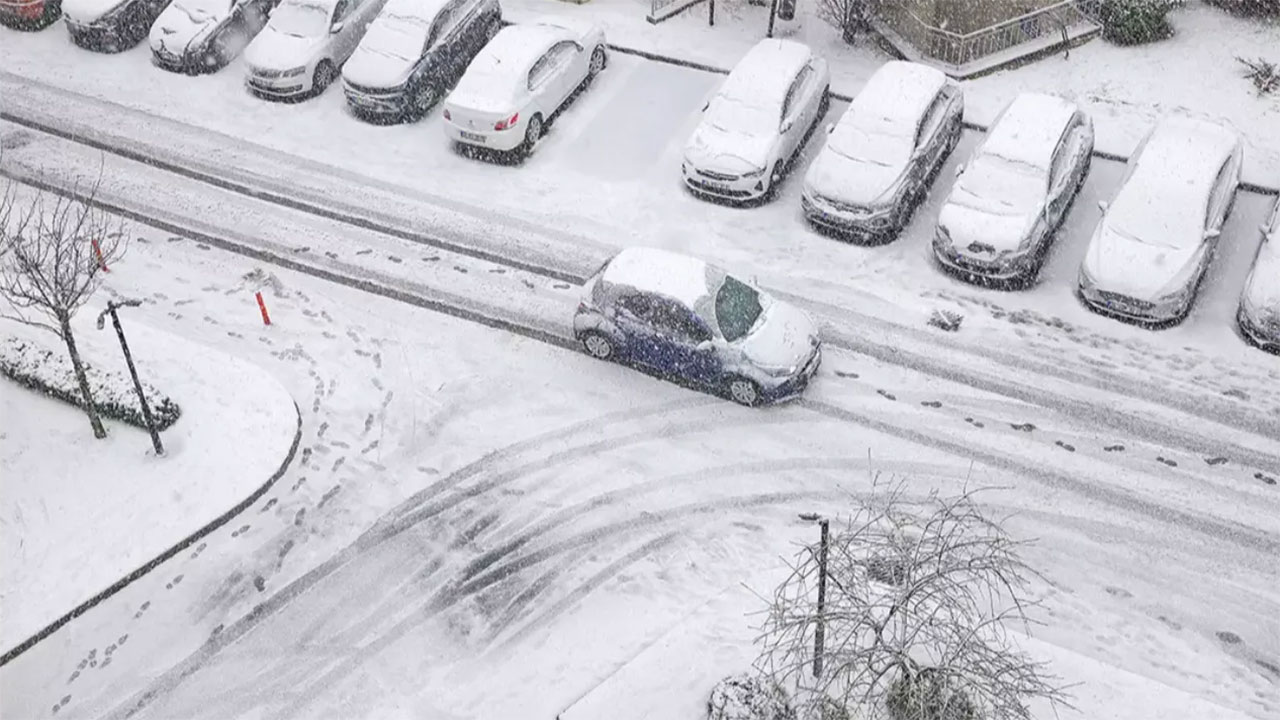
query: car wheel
[
  {"left": 413, "top": 84, "right": 437, "bottom": 115},
  {"left": 521, "top": 113, "right": 544, "bottom": 157},
  {"left": 588, "top": 46, "right": 607, "bottom": 78},
  {"left": 581, "top": 332, "right": 615, "bottom": 360},
  {"left": 313, "top": 60, "right": 337, "bottom": 94},
  {"left": 726, "top": 376, "right": 762, "bottom": 407}
]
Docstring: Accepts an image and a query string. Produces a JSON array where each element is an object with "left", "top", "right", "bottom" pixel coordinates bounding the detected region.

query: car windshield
[
  {"left": 828, "top": 123, "right": 913, "bottom": 168},
  {"left": 714, "top": 275, "right": 764, "bottom": 342},
  {"left": 705, "top": 96, "right": 777, "bottom": 138},
  {"left": 270, "top": 1, "right": 330, "bottom": 38},
  {"left": 955, "top": 154, "right": 1047, "bottom": 215},
  {"left": 361, "top": 14, "right": 430, "bottom": 61},
  {"left": 173, "top": 0, "right": 232, "bottom": 22}
]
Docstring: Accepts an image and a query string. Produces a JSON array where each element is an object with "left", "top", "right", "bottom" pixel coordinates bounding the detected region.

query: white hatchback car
[
  {"left": 1238, "top": 195, "right": 1280, "bottom": 352},
  {"left": 681, "top": 38, "right": 830, "bottom": 203},
  {"left": 934, "top": 92, "right": 1094, "bottom": 285},
  {"left": 442, "top": 18, "right": 607, "bottom": 155},
  {"left": 1078, "top": 116, "right": 1244, "bottom": 324},
  {"left": 802, "top": 60, "right": 962, "bottom": 241},
  {"left": 242, "top": 0, "right": 388, "bottom": 99}
]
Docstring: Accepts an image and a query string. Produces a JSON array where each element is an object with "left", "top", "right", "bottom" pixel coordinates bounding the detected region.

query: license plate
[{"left": 459, "top": 131, "right": 487, "bottom": 143}]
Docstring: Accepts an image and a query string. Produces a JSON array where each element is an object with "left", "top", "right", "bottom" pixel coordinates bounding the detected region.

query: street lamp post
[
  {"left": 799, "top": 512, "right": 830, "bottom": 678},
  {"left": 97, "top": 299, "right": 164, "bottom": 456}
]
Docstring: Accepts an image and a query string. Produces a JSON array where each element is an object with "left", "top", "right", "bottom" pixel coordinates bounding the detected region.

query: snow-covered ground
[
  {"left": 0, "top": 220, "right": 1275, "bottom": 720},
  {"left": 0, "top": 307, "right": 297, "bottom": 652}
]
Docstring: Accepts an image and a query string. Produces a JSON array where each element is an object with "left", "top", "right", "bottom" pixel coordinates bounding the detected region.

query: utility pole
[
  {"left": 766, "top": 0, "right": 779, "bottom": 36},
  {"left": 97, "top": 299, "right": 164, "bottom": 456},
  {"left": 799, "top": 512, "right": 831, "bottom": 678}
]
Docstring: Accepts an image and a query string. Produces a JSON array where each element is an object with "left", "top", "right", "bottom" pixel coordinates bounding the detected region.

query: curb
[{"left": 0, "top": 401, "right": 304, "bottom": 667}]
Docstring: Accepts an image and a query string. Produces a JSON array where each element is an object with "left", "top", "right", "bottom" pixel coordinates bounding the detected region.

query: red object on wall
[
  {"left": 92, "top": 238, "right": 109, "bottom": 272},
  {"left": 255, "top": 291, "right": 271, "bottom": 326}
]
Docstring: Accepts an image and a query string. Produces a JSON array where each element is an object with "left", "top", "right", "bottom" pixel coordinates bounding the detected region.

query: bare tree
[
  {"left": 0, "top": 177, "right": 127, "bottom": 439},
  {"left": 815, "top": 0, "right": 868, "bottom": 44},
  {"left": 756, "top": 481, "right": 1071, "bottom": 720}
]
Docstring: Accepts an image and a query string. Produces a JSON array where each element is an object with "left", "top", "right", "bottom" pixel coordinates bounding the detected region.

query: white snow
[
  {"left": 0, "top": 313, "right": 297, "bottom": 652},
  {"left": 980, "top": 92, "right": 1078, "bottom": 171},
  {"left": 719, "top": 38, "right": 812, "bottom": 109},
  {"left": 59, "top": 0, "right": 125, "bottom": 23},
  {"left": 445, "top": 24, "right": 565, "bottom": 111},
  {"left": 600, "top": 246, "right": 713, "bottom": 307}
]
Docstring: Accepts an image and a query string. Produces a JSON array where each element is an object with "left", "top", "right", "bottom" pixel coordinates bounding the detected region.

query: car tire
[
  {"left": 521, "top": 113, "right": 544, "bottom": 157},
  {"left": 413, "top": 84, "right": 437, "bottom": 116},
  {"left": 581, "top": 332, "right": 615, "bottom": 360},
  {"left": 726, "top": 376, "right": 762, "bottom": 407},
  {"left": 588, "top": 46, "right": 607, "bottom": 79},
  {"left": 313, "top": 60, "right": 337, "bottom": 94}
]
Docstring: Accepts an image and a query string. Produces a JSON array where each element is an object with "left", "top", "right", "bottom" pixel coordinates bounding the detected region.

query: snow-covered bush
[
  {"left": 708, "top": 674, "right": 797, "bottom": 720},
  {"left": 886, "top": 668, "right": 978, "bottom": 720},
  {"left": 927, "top": 310, "right": 963, "bottom": 333},
  {"left": 1237, "top": 56, "right": 1280, "bottom": 95},
  {"left": 1097, "top": 0, "right": 1175, "bottom": 45},
  {"left": 1, "top": 335, "right": 181, "bottom": 431},
  {"left": 1205, "top": 0, "right": 1279, "bottom": 16}
]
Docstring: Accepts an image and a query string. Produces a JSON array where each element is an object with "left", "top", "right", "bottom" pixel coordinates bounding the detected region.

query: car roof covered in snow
[
  {"left": 847, "top": 61, "right": 947, "bottom": 135},
  {"left": 718, "top": 39, "right": 814, "bottom": 111},
  {"left": 374, "top": 0, "right": 447, "bottom": 23},
  {"left": 532, "top": 14, "right": 599, "bottom": 39},
  {"left": 470, "top": 23, "right": 573, "bottom": 77},
  {"left": 601, "top": 247, "right": 719, "bottom": 307},
  {"left": 980, "top": 93, "right": 1078, "bottom": 170},
  {"left": 1106, "top": 116, "right": 1241, "bottom": 248}
]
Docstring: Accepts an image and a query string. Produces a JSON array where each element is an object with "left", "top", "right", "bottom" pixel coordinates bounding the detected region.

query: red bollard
[
  {"left": 92, "top": 238, "right": 109, "bottom": 272},
  {"left": 255, "top": 291, "right": 271, "bottom": 326}
]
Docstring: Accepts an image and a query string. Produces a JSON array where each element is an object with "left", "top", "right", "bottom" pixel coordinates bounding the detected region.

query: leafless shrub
[{"left": 1237, "top": 56, "right": 1280, "bottom": 95}]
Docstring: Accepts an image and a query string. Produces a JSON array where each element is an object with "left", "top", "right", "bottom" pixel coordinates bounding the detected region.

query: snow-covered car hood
[
  {"left": 739, "top": 300, "right": 817, "bottom": 369},
  {"left": 1082, "top": 224, "right": 1200, "bottom": 300},
  {"left": 937, "top": 198, "right": 1036, "bottom": 256},
  {"left": 62, "top": 0, "right": 128, "bottom": 23},
  {"left": 1242, "top": 238, "right": 1280, "bottom": 317},
  {"left": 685, "top": 123, "right": 773, "bottom": 176},
  {"left": 343, "top": 45, "right": 414, "bottom": 89},
  {"left": 150, "top": 3, "right": 221, "bottom": 54},
  {"left": 244, "top": 27, "right": 325, "bottom": 70},
  {"left": 804, "top": 145, "right": 904, "bottom": 207}
]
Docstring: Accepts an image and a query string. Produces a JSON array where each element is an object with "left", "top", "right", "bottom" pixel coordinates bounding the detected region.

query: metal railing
[{"left": 872, "top": 0, "right": 1100, "bottom": 67}]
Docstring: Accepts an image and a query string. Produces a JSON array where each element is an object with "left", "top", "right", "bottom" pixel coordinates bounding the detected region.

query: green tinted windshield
[{"left": 715, "top": 276, "right": 763, "bottom": 341}]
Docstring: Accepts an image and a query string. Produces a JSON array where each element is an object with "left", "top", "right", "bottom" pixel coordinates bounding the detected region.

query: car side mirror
[
  {"left": 781, "top": 120, "right": 793, "bottom": 133},
  {"left": 1262, "top": 223, "right": 1273, "bottom": 235},
  {"left": 701, "top": 102, "right": 709, "bottom": 113},
  {"left": 1097, "top": 200, "right": 1109, "bottom": 213},
  {"left": 330, "top": 20, "right": 344, "bottom": 32},
  {"left": 954, "top": 163, "right": 964, "bottom": 177},
  {"left": 1205, "top": 228, "right": 1221, "bottom": 240},
  {"left": 825, "top": 123, "right": 834, "bottom": 135}
]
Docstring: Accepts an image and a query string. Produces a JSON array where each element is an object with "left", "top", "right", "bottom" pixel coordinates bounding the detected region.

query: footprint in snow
[
  {"left": 964, "top": 417, "right": 985, "bottom": 428},
  {"left": 1256, "top": 472, "right": 1277, "bottom": 486},
  {"left": 1204, "top": 456, "right": 1228, "bottom": 466},
  {"left": 833, "top": 370, "right": 859, "bottom": 379},
  {"left": 1010, "top": 422, "right": 1036, "bottom": 432},
  {"left": 876, "top": 389, "right": 896, "bottom": 401},
  {"left": 1156, "top": 456, "right": 1178, "bottom": 468},
  {"left": 920, "top": 400, "right": 942, "bottom": 408},
  {"left": 1055, "top": 440, "right": 1076, "bottom": 452},
  {"left": 1104, "top": 444, "right": 1125, "bottom": 452}
]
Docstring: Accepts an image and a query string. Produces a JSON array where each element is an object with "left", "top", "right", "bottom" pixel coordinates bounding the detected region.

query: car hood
[
  {"left": 804, "top": 146, "right": 904, "bottom": 207},
  {"left": 245, "top": 27, "right": 324, "bottom": 70},
  {"left": 343, "top": 45, "right": 414, "bottom": 89},
  {"left": 1082, "top": 225, "right": 1199, "bottom": 300},
  {"left": 685, "top": 124, "right": 772, "bottom": 175},
  {"left": 62, "top": 0, "right": 127, "bottom": 23},
  {"left": 1242, "top": 242, "right": 1280, "bottom": 318},
  {"left": 150, "top": 5, "right": 220, "bottom": 53},
  {"left": 937, "top": 199, "right": 1035, "bottom": 256},
  {"left": 739, "top": 300, "right": 817, "bottom": 369}
]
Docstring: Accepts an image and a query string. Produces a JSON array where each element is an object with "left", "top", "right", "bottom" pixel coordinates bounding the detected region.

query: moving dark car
[{"left": 149, "top": 0, "right": 279, "bottom": 73}]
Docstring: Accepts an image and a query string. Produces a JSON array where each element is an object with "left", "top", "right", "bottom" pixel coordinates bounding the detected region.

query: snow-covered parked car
[
  {"left": 441, "top": 18, "right": 606, "bottom": 155},
  {"left": 63, "top": 0, "right": 168, "bottom": 51},
  {"left": 1238, "top": 195, "right": 1280, "bottom": 352},
  {"left": 341, "top": 0, "right": 501, "bottom": 121},
  {"left": 573, "top": 247, "right": 822, "bottom": 407},
  {"left": 1078, "top": 116, "right": 1243, "bottom": 324},
  {"left": 242, "top": 0, "right": 388, "bottom": 99},
  {"left": 0, "top": 0, "right": 60, "bottom": 29},
  {"left": 149, "top": 0, "right": 278, "bottom": 72},
  {"left": 681, "top": 38, "right": 830, "bottom": 203},
  {"left": 802, "top": 60, "right": 962, "bottom": 242},
  {"left": 933, "top": 92, "right": 1094, "bottom": 286}
]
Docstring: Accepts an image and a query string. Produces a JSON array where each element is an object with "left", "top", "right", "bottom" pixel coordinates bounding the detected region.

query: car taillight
[
  {"left": 577, "top": 302, "right": 588, "bottom": 313},
  {"left": 443, "top": 108, "right": 451, "bottom": 121},
  {"left": 494, "top": 112, "right": 518, "bottom": 131}
]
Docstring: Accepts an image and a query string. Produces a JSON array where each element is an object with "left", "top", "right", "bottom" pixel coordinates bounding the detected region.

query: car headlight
[
  {"left": 759, "top": 362, "right": 799, "bottom": 377},
  {"left": 743, "top": 166, "right": 766, "bottom": 179},
  {"left": 283, "top": 66, "right": 307, "bottom": 77}
]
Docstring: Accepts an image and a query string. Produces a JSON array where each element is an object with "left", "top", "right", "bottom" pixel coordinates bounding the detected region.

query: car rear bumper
[
  {"left": 0, "top": 0, "right": 46, "bottom": 21},
  {"left": 444, "top": 118, "right": 523, "bottom": 152},
  {"left": 1238, "top": 306, "right": 1280, "bottom": 352}
]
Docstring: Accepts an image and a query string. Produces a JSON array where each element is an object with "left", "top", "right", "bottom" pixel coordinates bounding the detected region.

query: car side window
[
  {"left": 426, "top": 3, "right": 455, "bottom": 50},
  {"left": 550, "top": 40, "right": 578, "bottom": 66},
  {"left": 1206, "top": 158, "right": 1233, "bottom": 228},
  {"left": 616, "top": 293, "right": 653, "bottom": 321},
  {"left": 528, "top": 53, "right": 553, "bottom": 89},
  {"left": 1048, "top": 122, "right": 1075, "bottom": 189},
  {"left": 332, "top": 0, "right": 350, "bottom": 22},
  {"left": 649, "top": 299, "right": 709, "bottom": 344},
  {"left": 783, "top": 66, "right": 812, "bottom": 121},
  {"left": 914, "top": 93, "right": 945, "bottom": 149}
]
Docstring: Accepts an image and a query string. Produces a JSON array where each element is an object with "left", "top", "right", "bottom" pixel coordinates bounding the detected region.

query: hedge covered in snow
[
  {"left": 708, "top": 674, "right": 797, "bottom": 720},
  {"left": 0, "top": 335, "right": 181, "bottom": 431}
]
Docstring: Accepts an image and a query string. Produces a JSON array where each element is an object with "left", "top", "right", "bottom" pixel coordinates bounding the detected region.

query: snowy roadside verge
[{"left": 0, "top": 315, "right": 300, "bottom": 655}]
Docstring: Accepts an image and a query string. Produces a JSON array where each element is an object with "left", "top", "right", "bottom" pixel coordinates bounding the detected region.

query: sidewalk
[
  {"left": 0, "top": 314, "right": 300, "bottom": 654},
  {"left": 501, "top": 0, "right": 1280, "bottom": 188}
]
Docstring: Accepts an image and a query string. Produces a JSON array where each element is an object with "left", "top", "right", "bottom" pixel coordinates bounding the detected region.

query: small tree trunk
[{"left": 60, "top": 314, "right": 107, "bottom": 439}]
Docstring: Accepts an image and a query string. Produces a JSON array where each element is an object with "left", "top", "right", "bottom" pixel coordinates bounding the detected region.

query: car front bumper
[
  {"left": 932, "top": 240, "right": 1031, "bottom": 283},
  {"left": 761, "top": 346, "right": 822, "bottom": 402},
  {"left": 802, "top": 193, "right": 895, "bottom": 239},
  {"left": 245, "top": 69, "right": 310, "bottom": 99},
  {"left": 344, "top": 85, "right": 413, "bottom": 117},
  {"left": 682, "top": 164, "right": 767, "bottom": 201},
  {"left": 1078, "top": 281, "right": 1185, "bottom": 324},
  {"left": 1238, "top": 306, "right": 1280, "bottom": 352}
]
